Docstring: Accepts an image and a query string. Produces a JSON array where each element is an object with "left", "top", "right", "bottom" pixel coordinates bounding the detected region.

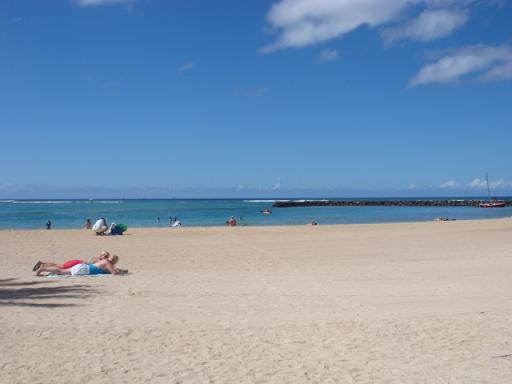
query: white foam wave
[
  {"left": 11, "top": 200, "right": 73, "bottom": 204},
  {"left": 1, "top": 199, "right": 123, "bottom": 204},
  {"left": 244, "top": 200, "right": 290, "bottom": 203},
  {"left": 86, "top": 200, "right": 123, "bottom": 204}
]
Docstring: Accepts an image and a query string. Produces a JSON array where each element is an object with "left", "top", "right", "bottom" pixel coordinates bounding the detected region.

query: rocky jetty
[{"left": 273, "top": 200, "right": 512, "bottom": 208}]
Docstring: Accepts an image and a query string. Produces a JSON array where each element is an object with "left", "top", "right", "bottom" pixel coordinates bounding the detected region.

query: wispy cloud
[
  {"left": 272, "top": 178, "right": 282, "bottom": 190},
  {"left": 261, "top": 0, "right": 412, "bottom": 53},
  {"left": 177, "top": 61, "right": 196, "bottom": 74},
  {"left": 439, "top": 180, "right": 458, "bottom": 189},
  {"left": 382, "top": 9, "right": 467, "bottom": 44},
  {"left": 104, "top": 78, "right": 121, "bottom": 88},
  {"left": 317, "top": 49, "right": 339, "bottom": 63},
  {"left": 260, "top": 0, "right": 476, "bottom": 53},
  {"left": 410, "top": 44, "right": 512, "bottom": 86},
  {"left": 76, "top": 0, "right": 133, "bottom": 6},
  {"left": 4, "top": 180, "right": 512, "bottom": 199},
  {"left": 468, "top": 178, "right": 512, "bottom": 189},
  {"left": 236, "top": 87, "right": 269, "bottom": 97},
  {"left": 407, "top": 184, "right": 416, "bottom": 190},
  {"left": 0, "top": 183, "right": 14, "bottom": 193}
]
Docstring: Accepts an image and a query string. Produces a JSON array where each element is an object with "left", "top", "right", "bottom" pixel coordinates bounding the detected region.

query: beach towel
[
  {"left": 110, "top": 223, "right": 127, "bottom": 235},
  {"left": 46, "top": 273, "right": 127, "bottom": 278}
]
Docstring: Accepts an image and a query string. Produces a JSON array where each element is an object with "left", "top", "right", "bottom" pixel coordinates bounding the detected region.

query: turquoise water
[{"left": 0, "top": 198, "right": 511, "bottom": 230}]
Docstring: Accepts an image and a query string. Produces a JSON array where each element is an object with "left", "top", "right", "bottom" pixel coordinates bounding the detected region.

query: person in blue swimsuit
[{"left": 88, "top": 263, "right": 111, "bottom": 275}]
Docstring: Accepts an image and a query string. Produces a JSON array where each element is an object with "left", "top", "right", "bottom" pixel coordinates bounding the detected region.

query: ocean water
[{"left": 0, "top": 198, "right": 511, "bottom": 230}]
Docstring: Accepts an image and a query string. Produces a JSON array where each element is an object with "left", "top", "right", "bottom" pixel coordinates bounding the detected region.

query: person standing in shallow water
[
  {"left": 46, "top": 220, "right": 52, "bottom": 230},
  {"left": 84, "top": 219, "right": 92, "bottom": 229}
]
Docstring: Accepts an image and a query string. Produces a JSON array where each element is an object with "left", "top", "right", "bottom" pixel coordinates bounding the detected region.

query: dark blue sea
[{"left": 0, "top": 198, "right": 511, "bottom": 230}]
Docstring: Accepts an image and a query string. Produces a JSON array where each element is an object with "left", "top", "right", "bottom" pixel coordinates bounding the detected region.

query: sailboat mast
[{"left": 486, "top": 172, "right": 491, "bottom": 200}]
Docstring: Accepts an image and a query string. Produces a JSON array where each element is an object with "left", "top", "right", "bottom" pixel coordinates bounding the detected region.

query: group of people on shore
[
  {"left": 33, "top": 250, "right": 128, "bottom": 276},
  {"left": 155, "top": 217, "right": 183, "bottom": 226},
  {"left": 49, "top": 212, "right": 319, "bottom": 231},
  {"left": 225, "top": 216, "right": 318, "bottom": 226},
  {"left": 167, "top": 217, "right": 182, "bottom": 227},
  {"left": 44, "top": 218, "right": 127, "bottom": 234},
  {"left": 86, "top": 218, "right": 127, "bottom": 235}
]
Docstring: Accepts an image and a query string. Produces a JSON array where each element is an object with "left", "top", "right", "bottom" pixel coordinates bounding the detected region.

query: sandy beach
[{"left": 1, "top": 219, "right": 512, "bottom": 383}]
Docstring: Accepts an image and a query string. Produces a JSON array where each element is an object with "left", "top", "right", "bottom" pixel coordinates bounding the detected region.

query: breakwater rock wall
[{"left": 273, "top": 200, "right": 512, "bottom": 208}]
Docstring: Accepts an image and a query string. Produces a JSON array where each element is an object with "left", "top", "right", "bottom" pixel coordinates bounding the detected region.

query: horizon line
[{"left": 2, "top": 195, "right": 512, "bottom": 201}]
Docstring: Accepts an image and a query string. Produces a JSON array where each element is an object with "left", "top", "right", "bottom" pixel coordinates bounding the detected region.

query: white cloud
[
  {"left": 382, "top": 9, "right": 467, "bottom": 43},
  {"left": 318, "top": 49, "right": 339, "bottom": 63},
  {"left": 407, "top": 183, "right": 416, "bottom": 190},
  {"left": 272, "top": 179, "right": 282, "bottom": 190},
  {"left": 0, "top": 183, "right": 14, "bottom": 193},
  {"left": 261, "top": 0, "right": 417, "bottom": 53},
  {"left": 490, "top": 179, "right": 512, "bottom": 189},
  {"left": 177, "top": 62, "right": 196, "bottom": 74},
  {"left": 410, "top": 44, "right": 512, "bottom": 86},
  {"left": 77, "top": 0, "right": 133, "bottom": 6},
  {"left": 479, "top": 60, "right": 512, "bottom": 82},
  {"left": 439, "top": 180, "right": 458, "bottom": 189},
  {"left": 468, "top": 178, "right": 512, "bottom": 189},
  {"left": 469, "top": 178, "right": 486, "bottom": 189},
  {"left": 260, "top": 0, "right": 479, "bottom": 53}
]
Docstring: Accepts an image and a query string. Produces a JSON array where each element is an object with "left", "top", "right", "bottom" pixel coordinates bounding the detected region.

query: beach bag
[{"left": 111, "top": 224, "right": 127, "bottom": 235}]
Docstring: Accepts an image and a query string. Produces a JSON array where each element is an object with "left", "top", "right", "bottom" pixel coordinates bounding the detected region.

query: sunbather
[
  {"left": 35, "top": 253, "right": 127, "bottom": 276},
  {"left": 32, "top": 250, "right": 111, "bottom": 271}
]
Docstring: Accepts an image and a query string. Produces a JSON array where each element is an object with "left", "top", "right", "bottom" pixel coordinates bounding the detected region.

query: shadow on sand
[{"left": 0, "top": 278, "right": 96, "bottom": 308}]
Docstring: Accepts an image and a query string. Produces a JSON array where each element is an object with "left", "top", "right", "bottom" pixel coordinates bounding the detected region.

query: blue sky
[{"left": 1, "top": 0, "right": 511, "bottom": 198}]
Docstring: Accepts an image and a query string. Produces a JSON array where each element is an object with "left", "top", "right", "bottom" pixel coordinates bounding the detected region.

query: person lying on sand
[
  {"left": 35, "top": 253, "right": 127, "bottom": 276},
  {"left": 32, "top": 250, "right": 111, "bottom": 272}
]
